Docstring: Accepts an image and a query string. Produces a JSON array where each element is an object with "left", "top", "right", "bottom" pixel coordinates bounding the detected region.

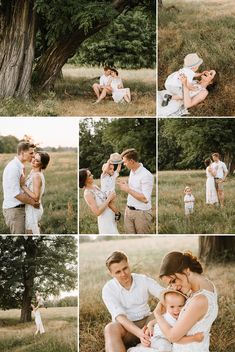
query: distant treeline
[
  {"left": 0, "top": 135, "right": 76, "bottom": 153},
  {"left": 46, "top": 296, "right": 77, "bottom": 308},
  {"left": 79, "top": 118, "right": 156, "bottom": 179}
]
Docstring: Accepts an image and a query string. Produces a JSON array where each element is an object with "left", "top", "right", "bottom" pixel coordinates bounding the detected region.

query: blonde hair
[{"left": 184, "top": 186, "right": 192, "bottom": 193}]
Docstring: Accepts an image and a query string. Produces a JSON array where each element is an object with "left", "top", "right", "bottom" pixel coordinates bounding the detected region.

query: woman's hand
[
  {"left": 154, "top": 301, "right": 166, "bottom": 318},
  {"left": 193, "top": 332, "right": 204, "bottom": 342},
  {"left": 107, "top": 191, "right": 116, "bottom": 203}
]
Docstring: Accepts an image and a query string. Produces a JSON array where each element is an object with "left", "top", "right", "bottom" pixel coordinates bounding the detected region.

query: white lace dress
[
  {"left": 33, "top": 309, "right": 45, "bottom": 334},
  {"left": 111, "top": 78, "right": 130, "bottom": 103},
  {"left": 84, "top": 186, "right": 119, "bottom": 235},
  {"left": 173, "top": 287, "right": 218, "bottom": 352},
  {"left": 25, "top": 171, "right": 45, "bottom": 234},
  {"left": 206, "top": 167, "right": 218, "bottom": 204}
]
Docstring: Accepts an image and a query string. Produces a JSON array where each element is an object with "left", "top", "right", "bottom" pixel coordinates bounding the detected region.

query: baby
[
  {"left": 128, "top": 290, "right": 203, "bottom": 352},
  {"left": 184, "top": 186, "right": 195, "bottom": 216},
  {"left": 162, "top": 53, "right": 205, "bottom": 106},
  {"left": 100, "top": 153, "right": 122, "bottom": 221},
  {"left": 36, "top": 290, "right": 47, "bottom": 308}
]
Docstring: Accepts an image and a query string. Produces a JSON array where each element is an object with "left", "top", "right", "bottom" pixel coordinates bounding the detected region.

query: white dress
[
  {"left": 84, "top": 186, "right": 119, "bottom": 235},
  {"left": 33, "top": 309, "right": 45, "bottom": 334},
  {"left": 206, "top": 167, "right": 218, "bottom": 204},
  {"left": 173, "top": 286, "right": 218, "bottom": 352},
  {"left": 111, "top": 78, "right": 130, "bottom": 103},
  {"left": 25, "top": 171, "right": 45, "bottom": 234}
]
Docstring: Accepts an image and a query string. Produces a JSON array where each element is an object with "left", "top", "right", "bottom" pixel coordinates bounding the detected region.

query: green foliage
[
  {"left": 0, "top": 135, "right": 19, "bottom": 153},
  {"left": 0, "top": 236, "right": 77, "bottom": 310},
  {"left": 79, "top": 118, "right": 156, "bottom": 179},
  {"left": 69, "top": 10, "right": 156, "bottom": 68}
]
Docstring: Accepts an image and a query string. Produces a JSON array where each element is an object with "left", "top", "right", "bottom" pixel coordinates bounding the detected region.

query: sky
[{"left": 0, "top": 117, "right": 78, "bottom": 148}]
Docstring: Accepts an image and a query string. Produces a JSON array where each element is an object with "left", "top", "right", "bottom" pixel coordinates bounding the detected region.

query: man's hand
[
  {"left": 138, "top": 328, "right": 151, "bottom": 347},
  {"left": 118, "top": 181, "right": 129, "bottom": 193},
  {"left": 30, "top": 198, "right": 40, "bottom": 208}
]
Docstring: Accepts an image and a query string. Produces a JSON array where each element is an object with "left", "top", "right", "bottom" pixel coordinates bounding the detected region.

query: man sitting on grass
[
  {"left": 102, "top": 251, "right": 164, "bottom": 352},
  {"left": 92, "top": 66, "right": 112, "bottom": 103}
]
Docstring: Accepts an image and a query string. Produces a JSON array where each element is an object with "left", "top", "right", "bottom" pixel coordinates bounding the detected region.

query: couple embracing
[
  {"left": 2, "top": 141, "right": 50, "bottom": 234},
  {"left": 103, "top": 251, "right": 218, "bottom": 352}
]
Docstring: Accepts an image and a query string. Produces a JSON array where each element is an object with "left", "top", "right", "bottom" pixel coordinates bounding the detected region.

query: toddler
[
  {"left": 101, "top": 153, "right": 122, "bottom": 221},
  {"left": 128, "top": 290, "right": 203, "bottom": 352},
  {"left": 162, "top": 53, "right": 205, "bottom": 106},
  {"left": 184, "top": 186, "right": 195, "bottom": 216},
  {"left": 36, "top": 290, "right": 47, "bottom": 308}
]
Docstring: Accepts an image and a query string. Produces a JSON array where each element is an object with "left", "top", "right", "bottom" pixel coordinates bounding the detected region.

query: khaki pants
[
  {"left": 123, "top": 314, "right": 154, "bottom": 348},
  {"left": 124, "top": 207, "right": 153, "bottom": 234},
  {"left": 3, "top": 208, "right": 25, "bottom": 234}
]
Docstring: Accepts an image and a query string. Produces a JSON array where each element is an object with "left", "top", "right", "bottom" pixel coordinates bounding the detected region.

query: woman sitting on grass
[
  {"left": 158, "top": 70, "right": 217, "bottom": 116},
  {"left": 79, "top": 168, "right": 119, "bottom": 234}
]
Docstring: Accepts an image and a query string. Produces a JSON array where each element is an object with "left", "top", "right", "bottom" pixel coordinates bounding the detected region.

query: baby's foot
[
  {"left": 115, "top": 212, "right": 121, "bottom": 221},
  {"left": 162, "top": 94, "right": 172, "bottom": 107}
]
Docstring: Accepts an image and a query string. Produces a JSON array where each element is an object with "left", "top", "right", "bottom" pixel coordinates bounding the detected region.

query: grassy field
[
  {"left": 0, "top": 67, "right": 156, "bottom": 117},
  {"left": 79, "top": 237, "right": 235, "bottom": 352},
  {"left": 158, "top": 0, "right": 235, "bottom": 116},
  {"left": 158, "top": 170, "right": 235, "bottom": 234},
  {"left": 0, "top": 307, "right": 77, "bottom": 352},
  {"left": 0, "top": 152, "right": 77, "bottom": 234},
  {"left": 79, "top": 176, "right": 156, "bottom": 234}
]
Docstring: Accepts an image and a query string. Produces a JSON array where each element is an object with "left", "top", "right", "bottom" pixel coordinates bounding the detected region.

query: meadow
[
  {"left": 0, "top": 152, "right": 77, "bottom": 234},
  {"left": 79, "top": 176, "right": 156, "bottom": 234},
  {"left": 158, "top": 170, "right": 235, "bottom": 234},
  {"left": 0, "top": 307, "right": 77, "bottom": 352},
  {"left": 0, "top": 67, "right": 156, "bottom": 117},
  {"left": 79, "top": 237, "right": 235, "bottom": 352},
  {"left": 158, "top": 0, "right": 235, "bottom": 116}
]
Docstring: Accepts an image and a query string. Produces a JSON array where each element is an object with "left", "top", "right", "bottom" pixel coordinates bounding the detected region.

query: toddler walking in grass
[
  {"left": 100, "top": 153, "right": 122, "bottom": 221},
  {"left": 184, "top": 186, "right": 195, "bottom": 216}
]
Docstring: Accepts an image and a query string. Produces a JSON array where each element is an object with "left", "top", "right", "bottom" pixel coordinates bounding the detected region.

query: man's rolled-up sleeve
[
  {"left": 102, "top": 286, "right": 126, "bottom": 322},
  {"left": 146, "top": 276, "right": 164, "bottom": 300},
  {"left": 141, "top": 174, "right": 154, "bottom": 202}
]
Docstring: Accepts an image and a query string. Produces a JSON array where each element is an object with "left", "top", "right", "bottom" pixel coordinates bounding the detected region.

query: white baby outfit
[
  {"left": 165, "top": 67, "right": 196, "bottom": 97},
  {"left": 100, "top": 170, "right": 119, "bottom": 196},
  {"left": 184, "top": 194, "right": 195, "bottom": 215}
]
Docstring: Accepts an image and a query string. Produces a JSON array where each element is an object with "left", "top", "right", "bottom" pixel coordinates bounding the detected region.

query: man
[
  {"left": 211, "top": 152, "right": 228, "bottom": 207},
  {"left": 118, "top": 148, "right": 154, "bottom": 234},
  {"left": 102, "top": 251, "right": 163, "bottom": 352},
  {"left": 2, "top": 141, "right": 39, "bottom": 234},
  {"left": 92, "top": 66, "right": 112, "bottom": 103}
]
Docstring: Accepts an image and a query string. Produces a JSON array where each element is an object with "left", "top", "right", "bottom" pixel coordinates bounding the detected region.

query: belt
[
  {"left": 127, "top": 205, "right": 141, "bottom": 211},
  {"left": 14, "top": 204, "right": 25, "bottom": 208}
]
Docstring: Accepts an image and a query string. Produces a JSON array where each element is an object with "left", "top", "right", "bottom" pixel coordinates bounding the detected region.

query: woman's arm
[
  {"left": 118, "top": 79, "right": 124, "bottom": 89},
  {"left": 208, "top": 166, "right": 216, "bottom": 177},
  {"left": 177, "top": 332, "right": 204, "bottom": 344},
  {"left": 22, "top": 174, "right": 42, "bottom": 202},
  {"left": 84, "top": 190, "right": 116, "bottom": 217},
  {"left": 154, "top": 295, "right": 208, "bottom": 343}
]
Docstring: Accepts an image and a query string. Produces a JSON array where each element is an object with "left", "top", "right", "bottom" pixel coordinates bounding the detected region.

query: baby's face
[
  {"left": 165, "top": 293, "right": 186, "bottom": 319},
  {"left": 185, "top": 189, "right": 192, "bottom": 196},
  {"left": 108, "top": 164, "right": 114, "bottom": 176}
]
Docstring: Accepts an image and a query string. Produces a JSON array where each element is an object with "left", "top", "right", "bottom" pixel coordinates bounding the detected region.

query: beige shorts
[
  {"left": 124, "top": 207, "right": 153, "bottom": 234},
  {"left": 3, "top": 207, "right": 25, "bottom": 234},
  {"left": 123, "top": 313, "right": 154, "bottom": 348},
  {"left": 215, "top": 178, "right": 224, "bottom": 191}
]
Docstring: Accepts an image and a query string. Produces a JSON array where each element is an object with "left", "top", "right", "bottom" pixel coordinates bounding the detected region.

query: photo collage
[{"left": 0, "top": 1, "right": 234, "bottom": 352}]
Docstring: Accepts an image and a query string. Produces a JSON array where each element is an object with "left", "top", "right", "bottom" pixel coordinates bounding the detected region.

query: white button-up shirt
[
  {"left": 127, "top": 164, "right": 154, "bottom": 210},
  {"left": 99, "top": 74, "right": 111, "bottom": 86},
  {"left": 102, "top": 273, "right": 164, "bottom": 322},
  {"left": 2, "top": 157, "right": 24, "bottom": 209},
  {"left": 211, "top": 161, "right": 228, "bottom": 179}
]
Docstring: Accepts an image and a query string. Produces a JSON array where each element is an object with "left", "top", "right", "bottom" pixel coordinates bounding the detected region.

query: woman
[
  {"left": 79, "top": 168, "right": 119, "bottom": 234},
  {"left": 153, "top": 251, "right": 218, "bottom": 351},
  {"left": 204, "top": 158, "right": 218, "bottom": 205},
  {"left": 109, "top": 68, "right": 131, "bottom": 103},
  {"left": 158, "top": 70, "right": 217, "bottom": 116},
  {"left": 31, "top": 304, "right": 45, "bottom": 335},
  {"left": 21, "top": 151, "right": 50, "bottom": 234}
]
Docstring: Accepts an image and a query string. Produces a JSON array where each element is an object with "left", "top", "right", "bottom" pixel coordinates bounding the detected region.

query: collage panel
[
  {"left": 158, "top": 118, "right": 235, "bottom": 234},
  {"left": 79, "top": 235, "right": 235, "bottom": 352},
  {"left": 79, "top": 117, "right": 157, "bottom": 235},
  {"left": 0, "top": 235, "right": 78, "bottom": 352},
  {"left": 0, "top": 118, "right": 78, "bottom": 235},
  {"left": 158, "top": 0, "right": 235, "bottom": 117}
]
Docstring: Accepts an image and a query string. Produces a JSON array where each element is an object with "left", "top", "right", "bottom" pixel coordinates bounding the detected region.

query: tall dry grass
[
  {"left": 79, "top": 237, "right": 235, "bottom": 352},
  {"left": 0, "top": 152, "right": 77, "bottom": 234},
  {"left": 158, "top": 170, "right": 235, "bottom": 234},
  {"left": 158, "top": 0, "right": 235, "bottom": 116},
  {"left": 0, "top": 307, "right": 77, "bottom": 352},
  {"left": 79, "top": 176, "right": 156, "bottom": 234}
]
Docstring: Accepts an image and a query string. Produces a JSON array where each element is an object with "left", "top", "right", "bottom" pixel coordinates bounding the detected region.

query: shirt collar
[
  {"left": 14, "top": 156, "right": 24, "bottom": 168},
  {"left": 132, "top": 163, "right": 143, "bottom": 174},
  {"left": 114, "top": 274, "right": 135, "bottom": 292}
]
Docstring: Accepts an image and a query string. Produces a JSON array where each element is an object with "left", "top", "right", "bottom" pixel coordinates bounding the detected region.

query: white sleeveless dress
[
  {"left": 206, "top": 167, "right": 218, "bottom": 204},
  {"left": 173, "top": 287, "right": 218, "bottom": 352},
  {"left": 111, "top": 78, "right": 130, "bottom": 103},
  {"left": 25, "top": 171, "right": 45, "bottom": 234},
  {"left": 84, "top": 186, "right": 119, "bottom": 235},
  {"left": 33, "top": 309, "right": 45, "bottom": 334}
]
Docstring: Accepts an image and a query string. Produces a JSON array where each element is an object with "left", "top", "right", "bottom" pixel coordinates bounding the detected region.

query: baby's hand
[
  {"left": 193, "top": 332, "right": 204, "bottom": 342},
  {"left": 146, "top": 322, "right": 154, "bottom": 337}
]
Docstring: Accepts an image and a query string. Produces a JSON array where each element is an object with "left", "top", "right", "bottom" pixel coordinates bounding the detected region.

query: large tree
[
  {"left": 0, "top": 236, "right": 77, "bottom": 322},
  {"left": 199, "top": 236, "right": 235, "bottom": 264},
  {"left": 0, "top": 0, "right": 155, "bottom": 98}
]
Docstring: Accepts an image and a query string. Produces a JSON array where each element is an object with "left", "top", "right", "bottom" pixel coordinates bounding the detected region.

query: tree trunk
[
  {"left": 0, "top": 0, "right": 36, "bottom": 99},
  {"left": 33, "top": 0, "right": 136, "bottom": 90},
  {"left": 159, "top": 0, "right": 163, "bottom": 7},
  {"left": 199, "top": 236, "right": 235, "bottom": 264},
  {"left": 20, "top": 238, "right": 38, "bottom": 323},
  {"left": 224, "top": 152, "right": 235, "bottom": 175}
]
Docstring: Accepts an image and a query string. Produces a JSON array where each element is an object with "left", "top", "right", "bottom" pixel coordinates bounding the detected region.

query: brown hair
[
  {"left": 79, "top": 168, "right": 88, "bottom": 188},
  {"left": 104, "top": 66, "right": 111, "bottom": 71},
  {"left": 121, "top": 148, "right": 138, "bottom": 162},
  {"left": 17, "top": 141, "right": 35, "bottom": 155},
  {"left": 212, "top": 152, "right": 220, "bottom": 158},
  {"left": 105, "top": 251, "right": 128, "bottom": 270},
  {"left": 204, "top": 158, "right": 212, "bottom": 167},
  {"left": 37, "top": 151, "right": 50, "bottom": 170},
  {"left": 159, "top": 251, "right": 203, "bottom": 278}
]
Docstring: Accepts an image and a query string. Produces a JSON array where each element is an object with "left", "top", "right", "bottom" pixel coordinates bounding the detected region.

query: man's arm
[
  {"left": 118, "top": 181, "right": 148, "bottom": 203},
  {"left": 15, "top": 193, "right": 39, "bottom": 207}
]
